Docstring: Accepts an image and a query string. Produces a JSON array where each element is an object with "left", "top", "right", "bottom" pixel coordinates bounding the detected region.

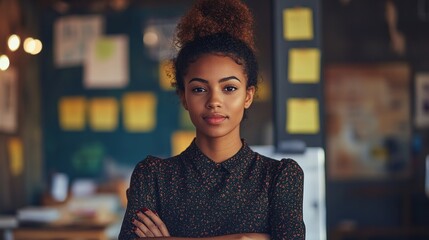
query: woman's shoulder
[
  {"left": 256, "top": 154, "right": 303, "bottom": 176},
  {"left": 134, "top": 155, "right": 182, "bottom": 172}
]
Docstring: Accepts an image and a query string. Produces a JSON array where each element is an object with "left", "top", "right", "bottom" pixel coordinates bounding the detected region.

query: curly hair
[{"left": 171, "top": 0, "right": 259, "bottom": 93}]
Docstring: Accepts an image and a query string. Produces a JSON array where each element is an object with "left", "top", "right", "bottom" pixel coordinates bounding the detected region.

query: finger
[
  {"left": 143, "top": 210, "right": 170, "bottom": 237},
  {"left": 132, "top": 217, "right": 155, "bottom": 237},
  {"left": 133, "top": 226, "right": 147, "bottom": 237},
  {"left": 137, "top": 211, "right": 162, "bottom": 237}
]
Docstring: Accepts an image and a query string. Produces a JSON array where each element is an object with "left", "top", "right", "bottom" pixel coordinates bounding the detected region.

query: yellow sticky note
[
  {"left": 283, "top": 8, "right": 314, "bottom": 40},
  {"left": 159, "top": 60, "right": 174, "bottom": 91},
  {"left": 123, "top": 92, "right": 157, "bottom": 132},
  {"left": 180, "top": 108, "right": 194, "bottom": 130},
  {"left": 254, "top": 79, "right": 271, "bottom": 102},
  {"left": 286, "top": 98, "right": 319, "bottom": 134},
  {"left": 88, "top": 98, "right": 119, "bottom": 131},
  {"left": 171, "top": 131, "right": 195, "bottom": 156},
  {"left": 7, "top": 137, "right": 23, "bottom": 176},
  {"left": 59, "top": 97, "right": 86, "bottom": 131},
  {"left": 288, "top": 48, "right": 320, "bottom": 83}
]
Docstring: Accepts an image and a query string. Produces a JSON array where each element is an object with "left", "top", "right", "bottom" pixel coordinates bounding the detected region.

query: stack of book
[
  {"left": 17, "top": 207, "right": 60, "bottom": 223},
  {"left": 0, "top": 215, "right": 18, "bottom": 228}
]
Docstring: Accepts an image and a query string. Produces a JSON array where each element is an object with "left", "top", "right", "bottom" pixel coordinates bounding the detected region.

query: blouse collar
[{"left": 182, "top": 138, "right": 255, "bottom": 173}]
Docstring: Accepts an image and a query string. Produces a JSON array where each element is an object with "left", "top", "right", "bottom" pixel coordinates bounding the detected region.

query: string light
[
  {"left": 8, "top": 34, "right": 21, "bottom": 52},
  {"left": 0, "top": 55, "right": 10, "bottom": 71},
  {"left": 23, "top": 37, "right": 43, "bottom": 55},
  {"left": 24, "top": 37, "right": 36, "bottom": 54},
  {"left": 32, "top": 39, "right": 43, "bottom": 55}
]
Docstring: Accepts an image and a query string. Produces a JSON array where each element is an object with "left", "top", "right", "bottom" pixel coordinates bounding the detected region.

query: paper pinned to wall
[
  {"left": 143, "top": 18, "right": 179, "bottom": 61},
  {"left": 171, "top": 131, "right": 195, "bottom": 156},
  {"left": 180, "top": 107, "right": 194, "bottom": 130},
  {"left": 288, "top": 48, "right": 320, "bottom": 83},
  {"left": 415, "top": 73, "right": 429, "bottom": 128},
  {"left": 0, "top": 68, "right": 17, "bottom": 133},
  {"left": 7, "top": 137, "right": 23, "bottom": 176},
  {"left": 54, "top": 15, "right": 104, "bottom": 67},
  {"left": 283, "top": 7, "right": 313, "bottom": 41},
  {"left": 58, "top": 96, "right": 86, "bottom": 131},
  {"left": 84, "top": 35, "right": 129, "bottom": 89},
  {"left": 123, "top": 92, "right": 157, "bottom": 132},
  {"left": 286, "top": 98, "right": 319, "bottom": 134},
  {"left": 159, "top": 60, "right": 174, "bottom": 91},
  {"left": 255, "top": 79, "right": 271, "bottom": 102},
  {"left": 88, "top": 98, "right": 119, "bottom": 131}
]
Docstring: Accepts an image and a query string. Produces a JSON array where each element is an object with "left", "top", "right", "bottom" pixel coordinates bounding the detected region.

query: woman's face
[{"left": 180, "top": 54, "right": 255, "bottom": 140}]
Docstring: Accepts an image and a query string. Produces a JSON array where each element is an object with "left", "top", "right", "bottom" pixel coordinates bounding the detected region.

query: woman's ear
[
  {"left": 180, "top": 91, "right": 188, "bottom": 110},
  {"left": 244, "top": 86, "right": 255, "bottom": 109}
]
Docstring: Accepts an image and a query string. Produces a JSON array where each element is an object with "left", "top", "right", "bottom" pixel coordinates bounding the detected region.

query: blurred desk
[
  {"left": 13, "top": 218, "right": 114, "bottom": 240},
  {"left": 14, "top": 226, "right": 108, "bottom": 240},
  {"left": 13, "top": 206, "right": 117, "bottom": 240}
]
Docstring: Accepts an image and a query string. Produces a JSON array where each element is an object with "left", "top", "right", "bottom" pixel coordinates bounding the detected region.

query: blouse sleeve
[
  {"left": 269, "top": 158, "right": 305, "bottom": 240},
  {"left": 118, "top": 156, "right": 160, "bottom": 240}
]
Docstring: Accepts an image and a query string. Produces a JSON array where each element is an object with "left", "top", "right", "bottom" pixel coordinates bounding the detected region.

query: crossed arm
[
  {"left": 131, "top": 208, "right": 269, "bottom": 240},
  {"left": 119, "top": 158, "right": 304, "bottom": 240},
  {"left": 118, "top": 159, "right": 270, "bottom": 240}
]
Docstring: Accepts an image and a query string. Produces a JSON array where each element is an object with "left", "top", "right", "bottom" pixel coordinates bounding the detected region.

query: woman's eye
[
  {"left": 224, "top": 86, "right": 237, "bottom": 92},
  {"left": 192, "top": 87, "right": 206, "bottom": 93}
]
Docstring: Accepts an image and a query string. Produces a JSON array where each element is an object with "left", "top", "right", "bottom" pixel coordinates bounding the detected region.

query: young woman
[{"left": 119, "top": 0, "right": 305, "bottom": 239}]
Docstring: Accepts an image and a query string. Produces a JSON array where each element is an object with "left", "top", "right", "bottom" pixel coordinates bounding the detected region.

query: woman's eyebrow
[
  {"left": 219, "top": 76, "right": 241, "bottom": 83},
  {"left": 189, "top": 76, "right": 241, "bottom": 84},
  {"left": 189, "top": 78, "right": 208, "bottom": 84}
]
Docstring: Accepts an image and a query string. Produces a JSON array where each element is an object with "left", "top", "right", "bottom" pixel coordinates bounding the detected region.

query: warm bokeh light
[
  {"left": 23, "top": 38, "right": 43, "bottom": 55},
  {"left": 0, "top": 55, "right": 10, "bottom": 71},
  {"left": 8, "top": 34, "right": 21, "bottom": 51},
  {"left": 32, "top": 39, "right": 43, "bottom": 55},
  {"left": 143, "top": 30, "right": 159, "bottom": 47},
  {"left": 23, "top": 37, "right": 36, "bottom": 54}
]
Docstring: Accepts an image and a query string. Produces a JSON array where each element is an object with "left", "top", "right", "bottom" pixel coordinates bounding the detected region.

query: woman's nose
[{"left": 206, "top": 91, "right": 222, "bottom": 109}]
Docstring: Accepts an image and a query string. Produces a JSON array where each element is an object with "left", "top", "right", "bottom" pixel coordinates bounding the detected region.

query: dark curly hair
[{"left": 171, "top": 0, "right": 259, "bottom": 94}]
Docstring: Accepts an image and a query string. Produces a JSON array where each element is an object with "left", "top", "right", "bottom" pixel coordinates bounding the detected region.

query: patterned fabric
[{"left": 119, "top": 139, "right": 305, "bottom": 239}]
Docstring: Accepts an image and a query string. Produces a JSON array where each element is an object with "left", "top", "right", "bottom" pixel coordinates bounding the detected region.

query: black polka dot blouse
[{"left": 119, "top": 139, "right": 305, "bottom": 239}]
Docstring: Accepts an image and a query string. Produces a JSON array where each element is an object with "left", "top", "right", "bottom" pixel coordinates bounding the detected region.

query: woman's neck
[{"left": 195, "top": 135, "right": 243, "bottom": 163}]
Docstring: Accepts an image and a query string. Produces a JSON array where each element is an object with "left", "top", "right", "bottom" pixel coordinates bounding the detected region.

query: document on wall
[
  {"left": 171, "top": 131, "right": 195, "bottom": 156},
  {"left": 122, "top": 92, "right": 157, "bottom": 132},
  {"left": 54, "top": 15, "right": 104, "bottom": 67},
  {"left": 0, "top": 69, "right": 17, "bottom": 133},
  {"left": 84, "top": 35, "right": 129, "bottom": 89},
  {"left": 286, "top": 98, "right": 319, "bottom": 134},
  {"left": 283, "top": 7, "right": 314, "bottom": 41},
  {"left": 415, "top": 73, "right": 429, "bottom": 128},
  {"left": 7, "top": 137, "right": 23, "bottom": 177},
  {"left": 159, "top": 60, "right": 175, "bottom": 91},
  {"left": 288, "top": 48, "right": 320, "bottom": 83},
  {"left": 59, "top": 96, "right": 86, "bottom": 131},
  {"left": 88, "top": 97, "right": 119, "bottom": 131},
  {"left": 180, "top": 107, "right": 194, "bottom": 130}
]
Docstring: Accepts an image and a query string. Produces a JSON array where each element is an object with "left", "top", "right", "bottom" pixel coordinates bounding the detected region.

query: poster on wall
[
  {"left": 143, "top": 18, "right": 179, "bottom": 61},
  {"left": 415, "top": 73, "right": 429, "bottom": 128},
  {"left": 54, "top": 15, "right": 104, "bottom": 67},
  {"left": 325, "top": 63, "right": 410, "bottom": 180},
  {"left": 84, "top": 35, "right": 129, "bottom": 89},
  {"left": 0, "top": 68, "right": 18, "bottom": 133}
]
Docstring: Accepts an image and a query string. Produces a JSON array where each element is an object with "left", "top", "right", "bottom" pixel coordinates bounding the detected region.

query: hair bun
[{"left": 175, "top": 0, "right": 256, "bottom": 51}]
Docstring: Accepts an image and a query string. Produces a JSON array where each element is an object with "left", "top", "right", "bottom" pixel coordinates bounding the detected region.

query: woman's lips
[{"left": 203, "top": 114, "right": 227, "bottom": 125}]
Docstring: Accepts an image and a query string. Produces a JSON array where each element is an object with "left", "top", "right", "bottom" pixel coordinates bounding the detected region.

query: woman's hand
[{"left": 132, "top": 208, "right": 170, "bottom": 237}]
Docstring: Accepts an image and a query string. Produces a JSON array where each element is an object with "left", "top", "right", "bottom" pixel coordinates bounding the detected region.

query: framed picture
[
  {"left": 325, "top": 63, "right": 411, "bottom": 180},
  {"left": 415, "top": 73, "right": 429, "bottom": 128},
  {"left": 0, "top": 68, "right": 18, "bottom": 133}
]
